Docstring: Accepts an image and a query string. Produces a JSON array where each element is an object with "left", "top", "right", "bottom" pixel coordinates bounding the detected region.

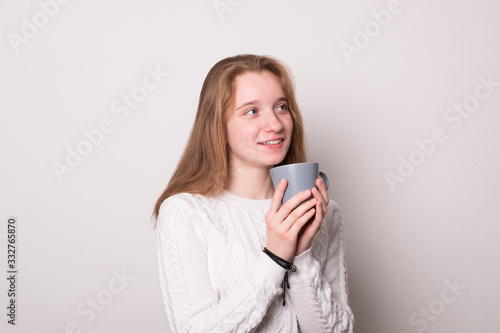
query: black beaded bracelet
[{"left": 263, "top": 247, "right": 297, "bottom": 306}]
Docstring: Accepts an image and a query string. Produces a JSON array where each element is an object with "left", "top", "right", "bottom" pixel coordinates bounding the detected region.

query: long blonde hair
[{"left": 153, "top": 54, "right": 306, "bottom": 220}]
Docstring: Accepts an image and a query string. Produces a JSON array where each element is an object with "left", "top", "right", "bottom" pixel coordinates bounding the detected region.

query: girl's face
[{"left": 225, "top": 70, "right": 293, "bottom": 172}]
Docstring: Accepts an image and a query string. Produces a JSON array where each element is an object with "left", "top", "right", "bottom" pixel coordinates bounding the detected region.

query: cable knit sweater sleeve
[
  {"left": 156, "top": 194, "right": 286, "bottom": 333},
  {"left": 287, "top": 200, "right": 354, "bottom": 333}
]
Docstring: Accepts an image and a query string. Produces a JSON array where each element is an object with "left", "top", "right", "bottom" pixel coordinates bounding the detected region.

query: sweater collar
[{"left": 219, "top": 188, "right": 272, "bottom": 212}]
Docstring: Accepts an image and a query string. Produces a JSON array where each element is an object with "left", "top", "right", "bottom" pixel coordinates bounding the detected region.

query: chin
[{"left": 264, "top": 156, "right": 287, "bottom": 168}]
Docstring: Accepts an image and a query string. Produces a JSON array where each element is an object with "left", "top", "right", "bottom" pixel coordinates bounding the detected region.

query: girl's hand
[
  {"left": 265, "top": 179, "right": 318, "bottom": 262},
  {"left": 295, "top": 177, "right": 329, "bottom": 256}
]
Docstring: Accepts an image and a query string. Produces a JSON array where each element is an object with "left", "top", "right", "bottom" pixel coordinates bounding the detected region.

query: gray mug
[{"left": 270, "top": 162, "right": 329, "bottom": 206}]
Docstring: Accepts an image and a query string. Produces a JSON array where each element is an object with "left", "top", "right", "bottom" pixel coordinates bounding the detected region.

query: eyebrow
[{"left": 235, "top": 97, "right": 288, "bottom": 111}]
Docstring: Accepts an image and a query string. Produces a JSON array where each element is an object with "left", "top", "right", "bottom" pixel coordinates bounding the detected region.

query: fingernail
[{"left": 304, "top": 189, "right": 311, "bottom": 196}]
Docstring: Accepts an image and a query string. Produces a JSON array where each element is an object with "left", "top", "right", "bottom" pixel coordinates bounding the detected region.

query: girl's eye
[
  {"left": 277, "top": 104, "right": 289, "bottom": 112},
  {"left": 245, "top": 109, "right": 257, "bottom": 115}
]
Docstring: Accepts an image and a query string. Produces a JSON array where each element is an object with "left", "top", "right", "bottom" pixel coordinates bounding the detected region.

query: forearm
[
  {"left": 287, "top": 250, "right": 353, "bottom": 333},
  {"left": 159, "top": 240, "right": 286, "bottom": 333}
]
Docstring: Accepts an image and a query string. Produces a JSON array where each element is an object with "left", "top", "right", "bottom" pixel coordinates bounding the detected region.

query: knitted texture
[{"left": 157, "top": 189, "right": 354, "bottom": 333}]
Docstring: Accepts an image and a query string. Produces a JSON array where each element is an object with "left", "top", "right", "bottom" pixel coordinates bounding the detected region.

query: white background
[{"left": 1, "top": 0, "right": 499, "bottom": 332}]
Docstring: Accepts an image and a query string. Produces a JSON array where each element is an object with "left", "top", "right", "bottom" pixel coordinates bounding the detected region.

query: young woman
[{"left": 153, "top": 54, "right": 354, "bottom": 333}]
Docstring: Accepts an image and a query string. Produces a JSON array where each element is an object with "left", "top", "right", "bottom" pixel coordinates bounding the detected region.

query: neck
[{"left": 224, "top": 164, "right": 275, "bottom": 200}]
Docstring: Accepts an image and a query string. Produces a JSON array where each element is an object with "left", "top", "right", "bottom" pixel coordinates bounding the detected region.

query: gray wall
[{"left": 1, "top": 0, "right": 499, "bottom": 332}]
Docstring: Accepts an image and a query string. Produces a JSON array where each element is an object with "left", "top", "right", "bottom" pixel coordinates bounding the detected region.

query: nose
[{"left": 263, "top": 110, "right": 284, "bottom": 132}]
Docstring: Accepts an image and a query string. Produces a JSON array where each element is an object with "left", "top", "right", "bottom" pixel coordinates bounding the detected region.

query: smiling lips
[{"left": 258, "top": 139, "right": 284, "bottom": 145}]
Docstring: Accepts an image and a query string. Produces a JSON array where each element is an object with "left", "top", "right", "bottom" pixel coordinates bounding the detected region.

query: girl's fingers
[
  {"left": 269, "top": 178, "right": 287, "bottom": 214},
  {"left": 301, "top": 194, "right": 324, "bottom": 239},
  {"left": 315, "top": 178, "right": 329, "bottom": 211},
  {"left": 280, "top": 196, "right": 317, "bottom": 230},
  {"left": 315, "top": 196, "right": 325, "bottom": 221},
  {"left": 266, "top": 190, "right": 317, "bottom": 261},
  {"left": 288, "top": 205, "right": 316, "bottom": 235},
  {"left": 311, "top": 186, "right": 327, "bottom": 214},
  {"left": 268, "top": 180, "right": 315, "bottom": 228},
  {"left": 275, "top": 188, "right": 312, "bottom": 222},
  {"left": 273, "top": 195, "right": 315, "bottom": 234}
]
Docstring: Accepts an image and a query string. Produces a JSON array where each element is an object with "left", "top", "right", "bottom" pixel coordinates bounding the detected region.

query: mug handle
[{"left": 319, "top": 171, "right": 329, "bottom": 190}]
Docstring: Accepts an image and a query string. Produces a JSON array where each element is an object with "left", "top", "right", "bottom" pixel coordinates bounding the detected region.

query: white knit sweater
[{"left": 157, "top": 189, "right": 354, "bottom": 333}]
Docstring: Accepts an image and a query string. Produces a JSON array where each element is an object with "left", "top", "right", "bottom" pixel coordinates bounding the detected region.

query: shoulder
[
  {"left": 159, "top": 193, "right": 202, "bottom": 215},
  {"left": 310, "top": 199, "right": 346, "bottom": 266},
  {"left": 318, "top": 199, "right": 345, "bottom": 246},
  {"left": 157, "top": 192, "right": 223, "bottom": 228},
  {"left": 156, "top": 193, "right": 215, "bottom": 243},
  {"left": 327, "top": 199, "right": 340, "bottom": 213},
  {"left": 158, "top": 193, "right": 211, "bottom": 220},
  {"left": 325, "top": 199, "right": 343, "bottom": 228}
]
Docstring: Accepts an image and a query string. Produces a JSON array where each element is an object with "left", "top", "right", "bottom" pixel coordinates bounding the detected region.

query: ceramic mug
[{"left": 270, "top": 162, "right": 329, "bottom": 206}]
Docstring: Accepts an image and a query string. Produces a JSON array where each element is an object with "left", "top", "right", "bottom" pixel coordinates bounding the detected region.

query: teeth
[{"left": 260, "top": 139, "right": 282, "bottom": 145}]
